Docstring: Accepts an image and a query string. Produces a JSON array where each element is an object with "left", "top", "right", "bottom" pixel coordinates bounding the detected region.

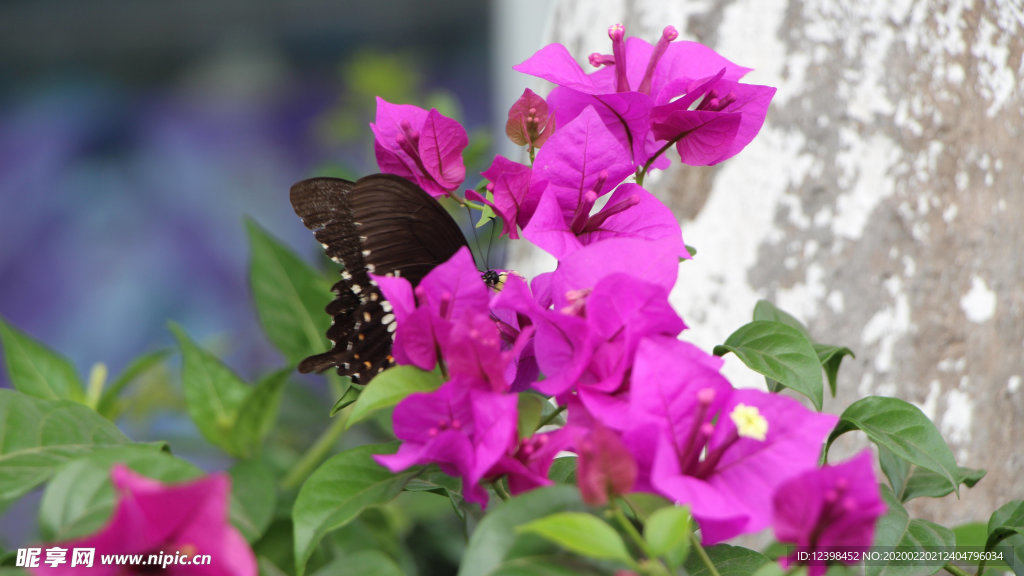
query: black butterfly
[{"left": 290, "top": 173, "right": 478, "bottom": 384}]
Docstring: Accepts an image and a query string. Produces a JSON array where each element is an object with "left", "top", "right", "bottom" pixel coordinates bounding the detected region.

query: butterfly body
[{"left": 290, "top": 174, "right": 470, "bottom": 384}]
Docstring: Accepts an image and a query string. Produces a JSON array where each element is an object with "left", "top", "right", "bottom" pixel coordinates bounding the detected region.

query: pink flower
[
  {"left": 373, "top": 247, "right": 489, "bottom": 371},
  {"left": 574, "top": 422, "right": 637, "bottom": 506},
  {"left": 515, "top": 24, "right": 774, "bottom": 170},
  {"left": 32, "top": 465, "right": 255, "bottom": 576},
  {"left": 624, "top": 337, "right": 838, "bottom": 544},
  {"left": 371, "top": 97, "right": 468, "bottom": 198},
  {"left": 773, "top": 451, "right": 886, "bottom": 576},
  {"left": 375, "top": 381, "right": 518, "bottom": 507},
  {"left": 505, "top": 88, "right": 556, "bottom": 149}
]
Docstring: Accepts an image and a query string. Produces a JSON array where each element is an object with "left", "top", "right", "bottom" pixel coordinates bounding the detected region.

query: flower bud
[{"left": 505, "top": 88, "right": 556, "bottom": 147}]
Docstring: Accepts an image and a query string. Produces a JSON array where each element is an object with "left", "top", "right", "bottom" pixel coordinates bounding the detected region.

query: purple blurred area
[{"left": 0, "top": 0, "right": 491, "bottom": 385}]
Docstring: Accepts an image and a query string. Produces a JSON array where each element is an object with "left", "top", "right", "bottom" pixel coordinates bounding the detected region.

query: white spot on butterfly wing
[{"left": 381, "top": 301, "right": 393, "bottom": 313}]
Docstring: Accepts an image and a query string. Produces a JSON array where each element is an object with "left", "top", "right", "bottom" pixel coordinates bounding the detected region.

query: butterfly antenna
[
  {"left": 463, "top": 204, "right": 484, "bottom": 270},
  {"left": 484, "top": 215, "right": 498, "bottom": 270}
]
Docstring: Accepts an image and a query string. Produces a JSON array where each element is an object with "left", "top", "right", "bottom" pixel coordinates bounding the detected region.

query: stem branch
[{"left": 281, "top": 409, "right": 349, "bottom": 490}]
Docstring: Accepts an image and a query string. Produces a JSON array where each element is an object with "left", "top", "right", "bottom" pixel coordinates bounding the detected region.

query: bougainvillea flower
[
  {"left": 625, "top": 337, "right": 838, "bottom": 544},
  {"left": 505, "top": 88, "right": 556, "bottom": 149},
  {"left": 33, "top": 465, "right": 255, "bottom": 576},
  {"left": 530, "top": 106, "right": 634, "bottom": 215},
  {"left": 773, "top": 450, "right": 886, "bottom": 576},
  {"left": 536, "top": 237, "right": 683, "bottom": 309},
  {"left": 371, "top": 97, "right": 468, "bottom": 198},
  {"left": 545, "top": 85, "right": 661, "bottom": 172},
  {"left": 515, "top": 24, "right": 773, "bottom": 169},
  {"left": 488, "top": 427, "right": 576, "bottom": 495},
  {"left": 523, "top": 182, "right": 690, "bottom": 260},
  {"left": 372, "top": 247, "right": 489, "bottom": 371},
  {"left": 488, "top": 273, "right": 541, "bottom": 392},
  {"left": 375, "top": 381, "right": 518, "bottom": 507},
  {"left": 574, "top": 421, "right": 638, "bottom": 506},
  {"left": 467, "top": 155, "right": 537, "bottom": 239},
  {"left": 474, "top": 105, "right": 636, "bottom": 241},
  {"left": 649, "top": 77, "right": 776, "bottom": 166},
  {"left": 444, "top": 311, "right": 534, "bottom": 393},
  {"left": 508, "top": 267, "right": 684, "bottom": 406}
]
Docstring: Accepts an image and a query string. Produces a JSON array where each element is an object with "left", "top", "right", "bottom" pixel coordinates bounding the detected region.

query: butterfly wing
[{"left": 289, "top": 174, "right": 469, "bottom": 383}]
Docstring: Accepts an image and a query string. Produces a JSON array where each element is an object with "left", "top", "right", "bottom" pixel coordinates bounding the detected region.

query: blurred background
[{"left": 0, "top": 0, "right": 496, "bottom": 388}]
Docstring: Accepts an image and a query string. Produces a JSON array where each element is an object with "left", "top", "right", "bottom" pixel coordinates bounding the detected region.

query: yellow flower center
[{"left": 730, "top": 403, "right": 768, "bottom": 441}]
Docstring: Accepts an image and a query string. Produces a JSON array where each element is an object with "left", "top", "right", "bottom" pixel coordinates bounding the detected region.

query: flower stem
[
  {"left": 610, "top": 500, "right": 656, "bottom": 563},
  {"left": 689, "top": 532, "right": 721, "bottom": 576},
  {"left": 537, "top": 404, "right": 567, "bottom": 428},
  {"left": 941, "top": 563, "right": 971, "bottom": 576},
  {"left": 492, "top": 480, "right": 512, "bottom": 501},
  {"left": 280, "top": 408, "right": 350, "bottom": 491},
  {"left": 85, "top": 362, "right": 108, "bottom": 410}
]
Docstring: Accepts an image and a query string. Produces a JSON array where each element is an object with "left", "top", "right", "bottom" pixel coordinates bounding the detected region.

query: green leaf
[
  {"left": 230, "top": 369, "right": 289, "bottom": 457},
  {"left": 329, "top": 383, "right": 362, "bottom": 416},
  {"left": 622, "top": 492, "right": 673, "bottom": 522},
  {"left": 752, "top": 299, "right": 806, "bottom": 328},
  {"left": 749, "top": 563, "right": 785, "bottom": 576},
  {"left": 517, "top": 394, "right": 545, "bottom": 439},
  {"left": 987, "top": 500, "right": 1024, "bottom": 550},
  {"left": 752, "top": 300, "right": 854, "bottom": 396},
  {"left": 869, "top": 485, "right": 955, "bottom": 576},
  {"left": 309, "top": 550, "right": 404, "bottom": 576},
  {"left": 96, "top": 349, "right": 170, "bottom": 418},
  {"left": 713, "top": 320, "right": 824, "bottom": 410},
  {"left": 0, "top": 317, "right": 84, "bottom": 402},
  {"left": 953, "top": 522, "right": 989, "bottom": 548},
  {"left": 247, "top": 219, "right": 334, "bottom": 365},
  {"left": 904, "top": 466, "right": 984, "bottom": 502},
  {"left": 815, "top": 344, "right": 855, "bottom": 397},
  {"left": 485, "top": 558, "right": 598, "bottom": 576},
  {"left": 644, "top": 506, "right": 692, "bottom": 567},
  {"left": 346, "top": 365, "right": 443, "bottom": 429},
  {"left": 292, "top": 443, "right": 415, "bottom": 576},
  {"left": 170, "top": 323, "right": 251, "bottom": 456},
  {"left": 0, "top": 390, "right": 128, "bottom": 509},
  {"left": 459, "top": 486, "right": 590, "bottom": 576},
  {"left": 826, "top": 397, "right": 959, "bottom": 496},
  {"left": 683, "top": 544, "right": 771, "bottom": 576},
  {"left": 879, "top": 446, "right": 985, "bottom": 502},
  {"left": 547, "top": 457, "right": 577, "bottom": 485},
  {"left": 518, "top": 512, "right": 633, "bottom": 565},
  {"left": 878, "top": 442, "right": 911, "bottom": 497},
  {"left": 256, "top": 557, "right": 290, "bottom": 576},
  {"left": 38, "top": 444, "right": 201, "bottom": 541},
  {"left": 228, "top": 458, "right": 277, "bottom": 543}
]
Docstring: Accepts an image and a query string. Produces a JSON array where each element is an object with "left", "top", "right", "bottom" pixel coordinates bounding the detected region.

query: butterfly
[{"left": 290, "top": 173, "right": 496, "bottom": 384}]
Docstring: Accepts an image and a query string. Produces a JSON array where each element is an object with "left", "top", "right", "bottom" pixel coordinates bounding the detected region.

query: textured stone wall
[{"left": 510, "top": 0, "right": 1024, "bottom": 526}]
